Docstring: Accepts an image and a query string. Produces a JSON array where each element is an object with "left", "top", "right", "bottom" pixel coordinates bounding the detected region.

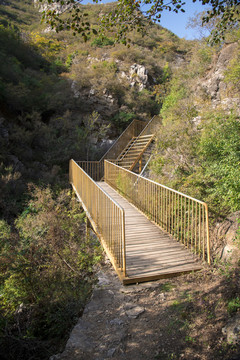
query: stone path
[
  {"left": 50, "top": 259, "right": 240, "bottom": 360},
  {"left": 50, "top": 260, "right": 162, "bottom": 360}
]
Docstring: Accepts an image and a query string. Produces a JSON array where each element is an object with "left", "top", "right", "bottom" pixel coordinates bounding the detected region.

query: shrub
[
  {"left": 151, "top": 110, "right": 240, "bottom": 215},
  {"left": 91, "top": 36, "right": 114, "bottom": 47},
  {"left": 227, "top": 297, "right": 240, "bottom": 315},
  {"left": 197, "top": 112, "right": 240, "bottom": 212},
  {"left": 0, "top": 186, "right": 102, "bottom": 358},
  {"left": 224, "top": 44, "right": 240, "bottom": 91},
  {"left": 111, "top": 111, "right": 135, "bottom": 131}
]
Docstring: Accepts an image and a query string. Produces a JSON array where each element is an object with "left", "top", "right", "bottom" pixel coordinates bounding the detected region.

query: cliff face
[
  {"left": 151, "top": 36, "right": 240, "bottom": 212},
  {"left": 33, "top": 0, "right": 72, "bottom": 14},
  {"left": 198, "top": 42, "right": 240, "bottom": 114},
  {"left": 0, "top": 0, "right": 188, "bottom": 222}
]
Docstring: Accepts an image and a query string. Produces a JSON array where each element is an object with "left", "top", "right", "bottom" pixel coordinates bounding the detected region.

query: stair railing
[
  {"left": 100, "top": 119, "right": 146, "bottom": 162},
  {"left": 137, "top": 114, "right": 161, "bottom": 137},
  {"left": 117, "top": 115, "right": 160, "bottom": 169},
  {"left": 76, "top": 119, "right": 146, "bottom": 181},
  {"left": 69, "top": 159, "right": 126, "bottom": 276},
  {"left": 105, "top": 160, "right": 210, "bottom": 264}
]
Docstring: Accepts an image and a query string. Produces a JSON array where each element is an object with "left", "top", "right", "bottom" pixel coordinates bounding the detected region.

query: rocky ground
[{"left": 51, "top": 258, "right": 240, "bottom": 360}]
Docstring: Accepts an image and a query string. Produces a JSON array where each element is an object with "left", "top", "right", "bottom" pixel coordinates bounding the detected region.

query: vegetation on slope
[
  {"left": 150, "top": 29, "right": 240, "bottom": 217},
  {"left": 0, "top": 1, "right": 239, "bottom": 359},
  {"left": 0, "top": 1, "right": 188, "bottom": 358},
  {"left": 0, "top": 187, "right": 102, "bottom": 360}
]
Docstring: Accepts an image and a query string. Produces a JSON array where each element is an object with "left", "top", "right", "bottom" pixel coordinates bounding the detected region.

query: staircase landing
[{"left": 97, "top": 182, "right": 202, "bottom": 284}]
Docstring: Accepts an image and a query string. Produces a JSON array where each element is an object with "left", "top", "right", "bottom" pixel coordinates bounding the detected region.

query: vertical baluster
[
  {"left": 166, "top": 190, "right": 169, "bottom": 233},
  {"left": 198, "top": 203, "right": 201, "bottom": 255},
  {"left": 164, "top": 188, "right": 166, "bottom": 232},
  {"left": 177, "top": 194, "right": 180, "bottom": 241},
  {"left": 195, "top": 202, "right": 197, "bottom": 254},
  {"left": 180, "top": 196, "right": 182, "bottom": 243},
  {"left": 170, "top": 191, "right": 173, "bottom": 235},
  {"left": 164, "top": 188, "right": 166, "bottom": 230},
  {"left": 202, "top": 205, "right": 205, "bottom": 261},
  {"left": 187, "top": 198, "right": 190, "bottom": 248},
  {"left": 191, "top": 200, "right": 194, "bottom": 250},
  {"left": 168, "top": 190, "right": 171, "bottom": 234}
]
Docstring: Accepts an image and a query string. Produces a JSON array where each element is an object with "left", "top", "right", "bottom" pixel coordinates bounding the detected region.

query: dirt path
[{"left": 51, "top": 260, "right": 240, "bottom": 360}]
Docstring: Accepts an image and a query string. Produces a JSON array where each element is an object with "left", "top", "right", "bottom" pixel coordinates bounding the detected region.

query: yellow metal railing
[
  {"left": 70, "top": 160, "right": 126, "bottom": 276},
  {"left": 77, "top": 120, "right": 146, "bottom": 181},
  {"left": 76, "top": 161, "right": 104, "bottom": 181},
  {"left": 113, "top": 115, "right": 161, "bottom": 172},
  {"left": 105, "top": 160, "right": 210, "bottom": 264},
  {"left": 100, "top": 119, "right": 146, "bottom": 162},
  {"left": 137, "top": 114, "right": 161, "bottom": 137}
]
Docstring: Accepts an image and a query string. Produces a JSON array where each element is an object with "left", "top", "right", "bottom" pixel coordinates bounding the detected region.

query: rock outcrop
[
  {"left": 129, "top": 64, "right": 148, "bottom": 91},
  {"left": 199, "top": 42, "right": 240, "bottom": 114},
  {"left": 222, "top": 314, "right": 240, "bottom": 345},
  {"left": 33, "top": 0, "right": 72, "bottom": 14},
  {"left": 71, "top": 60, "right": 151, "bottom": 118},
  {"left": 120, "top": 64, "right": 148, "bottom": 91},
  {"left": 211, "top": 211, "right": 240, "bottom": 263},
  {"left": 71, "top": 81, "right": 119, "bottom": 118}
]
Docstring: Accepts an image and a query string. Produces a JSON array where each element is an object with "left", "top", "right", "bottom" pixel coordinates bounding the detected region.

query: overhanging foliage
[{"left": 38, "top": 0, "right": 240, "bottom": 43}]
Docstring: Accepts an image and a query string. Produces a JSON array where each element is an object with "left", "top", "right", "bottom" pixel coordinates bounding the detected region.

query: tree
[
  {"left": 76, "top": 111, "right": 110, "bottom": 160},
  {"left": 186, "top": 10, "right": 218, "bottom": 39},
  {"left": 37, "top": 0, "right": 240, "bottom": 43}
]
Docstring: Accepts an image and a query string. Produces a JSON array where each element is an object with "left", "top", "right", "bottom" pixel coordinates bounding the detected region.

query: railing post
[
  {"left": 139, "top": 156, "right": 142, "bottom": 173},
  {"left": 205, "top": 203, "right": 210, "bottom": 264},
  {"left": 122, "top": 211, "right": 126, "bottom": 277},
  {"left": 69, "top": 159, "right": 73, "bottom": 184}
]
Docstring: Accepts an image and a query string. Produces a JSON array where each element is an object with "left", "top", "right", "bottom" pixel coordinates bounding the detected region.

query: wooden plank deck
[{"left": 97, "top": 182, "right": 202, "bottom": 284}]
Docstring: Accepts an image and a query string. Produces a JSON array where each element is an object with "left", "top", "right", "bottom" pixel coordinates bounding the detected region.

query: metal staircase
[
  {"left": 117, "top": 134, "right": 154, "bottom": 171},
  {"left": 69, "top": 114, "right": 210, "bottom": 284}
]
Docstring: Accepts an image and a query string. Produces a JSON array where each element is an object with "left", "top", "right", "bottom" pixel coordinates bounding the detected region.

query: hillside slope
[
  {"left": 0, "top": 2, "right": 239, "bottom": 360},
  {"left": 150, "top": 33, "right": 240, "bottom": 217},
  {"left": 0, "top": 0, "right": 189, "bottom": 219},
  {"left": 0, "top": 2, "right": 192, "bottom": 359}
]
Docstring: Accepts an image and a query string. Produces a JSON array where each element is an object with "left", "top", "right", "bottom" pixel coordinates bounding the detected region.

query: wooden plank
[{"left": 97, "top": 182, "right": 202, "bottom": 284}]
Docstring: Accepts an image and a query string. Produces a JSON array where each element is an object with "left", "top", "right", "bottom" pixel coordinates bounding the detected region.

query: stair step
[
  {"left": 136, "top": 135, "right": 153, "bottom": 139},
  {"left": 133, "top": 140, "right": 153, "bottom": 145},
  {"left": 117, "top": 133, "right": 154, "bottom": 164},
  {"left": 124, "top": 153, "right": 143, "bottom": 158},
  {"left": 125, "top": 150, "right": 145, "bottom": 155},
  {"left": 135, "top": 137, "right": 151, "bottom": 144},
  {"left": 129, "top": 144, "right": 148, "bottom": 148},
  {"left": 137, "top": 134, "right": 153, "bottom": 138},
  {"left": 125, "top": 154, "right": 144, "bottom": 158}
]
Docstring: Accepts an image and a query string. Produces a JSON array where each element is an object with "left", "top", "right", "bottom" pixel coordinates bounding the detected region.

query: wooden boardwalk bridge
[{"left": 69, "top": 116, "right": 210, "bottom": 284}]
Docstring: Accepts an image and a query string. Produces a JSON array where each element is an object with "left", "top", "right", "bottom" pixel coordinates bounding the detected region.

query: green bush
[
  {"left": 198, "top": 112, "right": 240, "bottom": 212},
  {"left": 111, "top": 111, "right": 135, "bottom": 131},
  {"left": 224, "top": 45, "right": 240, "bottom": 90},
  {"left": 227, "top": 297, "right": 240, "bottom": 315},
  {"left": 152, "top": 111, "right": 240, "bottom": 215},
  {"left": 160, "top": 78, "right": 188, "bottom": 122},
  {"left": 0, "top": 186, "right": 102, "bottom": 358},
  {"left": 91, "top": 36, "right": 114, "bottom": 47}
]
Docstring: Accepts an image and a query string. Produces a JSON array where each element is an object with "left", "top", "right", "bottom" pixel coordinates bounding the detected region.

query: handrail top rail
[
  {"left": 71, "top": 159, "right": 125, "bottom": 213},
  {"left": 99, "top": 119, "right": 146, "bottom": 162},
  {"left": 104, "top": 160, "right": 208, "bottom": 207},
  {"left": 76, "top": 160, "right": 100, "bottom": 163}
]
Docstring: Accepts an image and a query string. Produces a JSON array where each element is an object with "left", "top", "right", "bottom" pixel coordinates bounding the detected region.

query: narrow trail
[{"left": 51, "top": 259, "right": 240, "bottom": 360}]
